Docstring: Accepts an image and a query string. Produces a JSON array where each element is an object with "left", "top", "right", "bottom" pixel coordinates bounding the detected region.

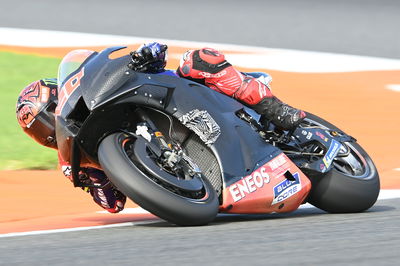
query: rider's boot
[{"left": 252, "top": 96, "right": 306, "bottom": 130}]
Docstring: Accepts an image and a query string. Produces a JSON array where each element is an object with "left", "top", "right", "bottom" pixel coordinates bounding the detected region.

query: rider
[
  {"left": 132, "top": 42, "right": 306, "bottom": 129},
  {"left": 16, "top": 43, "right": 305, "bottom": 213}
]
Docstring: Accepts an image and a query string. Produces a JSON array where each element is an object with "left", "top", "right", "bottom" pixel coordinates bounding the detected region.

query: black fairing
[{"left": 56, "top": 47, "right": 282, "bottom": 187}]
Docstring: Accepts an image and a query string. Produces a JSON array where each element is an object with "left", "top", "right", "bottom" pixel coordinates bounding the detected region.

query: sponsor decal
[
  {"left": 301, "top": 130, "right": 313, "bottom": 140},
  {"left": 40, "top": 87, "right": 49, "bottom": 102},
  {"left": 322, "top": 139, "right": 341, "bottom": 168},
  {"left": 42, "top": 78, "right": 58, "bottom": 87},
  {"left": 198, "top": 69, "right": 227, "bottom": 78},
  {"left": 228, "top": 154, "right": 288, "bottom": 202},
  {"left": 56, "top": 67, "right": 85, "bottom": 115},
  {"left": 268, "top": 154, "right": 287, "bottom": 172},
  {"left": 229, "top": 166, "right": 271, "bottom": 202},
  {"left": 271, "top": 172, "right": 301, "bottom": 205},
  {"left": 315, "top": 131, "right": 328, "bottom": 142},
  {"left": 320, "top": 163, "right": 326, "bottom": 172}
]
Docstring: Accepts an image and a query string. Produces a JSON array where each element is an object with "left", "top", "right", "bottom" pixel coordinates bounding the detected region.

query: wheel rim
[
  {"left": 332, "top": 142, "right": 371, "bottom": 179},
  {"left": 121, "top": 135, "right": 211, "bottom": 200}
]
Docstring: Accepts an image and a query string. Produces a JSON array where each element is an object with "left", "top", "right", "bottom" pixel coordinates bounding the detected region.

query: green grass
[{"left": 0, "top": 52, "right": 61, "bottom": 170}]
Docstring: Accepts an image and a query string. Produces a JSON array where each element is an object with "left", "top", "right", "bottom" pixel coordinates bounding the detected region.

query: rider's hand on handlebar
[{"left": 129, "top": 42, "right": 168, "bottom": 72}]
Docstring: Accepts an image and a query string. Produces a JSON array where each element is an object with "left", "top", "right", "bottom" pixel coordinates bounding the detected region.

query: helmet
[{"left": 16, "top": 78, "right": 58, "bottom": 149}]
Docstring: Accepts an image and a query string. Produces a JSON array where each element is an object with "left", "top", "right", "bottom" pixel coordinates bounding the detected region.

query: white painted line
[
  {"left": 386, "top": 85, "right": 400, "bottom": 92},
  {"left": 0, "top": 221, "right": 153, "bottom": 239},
  {"left": 378, "top": 189, "right": 400, "bottom": 200},
  {"left": 394, "top": 168, "right": 400, "bottom": 171},
  {"left": 2, "top": 27, "right": 400, "bottom": 73}
]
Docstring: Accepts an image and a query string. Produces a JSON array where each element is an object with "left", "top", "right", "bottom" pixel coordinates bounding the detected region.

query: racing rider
[{"left": 131, "top": 42, "right": 306, "bottom": 130}]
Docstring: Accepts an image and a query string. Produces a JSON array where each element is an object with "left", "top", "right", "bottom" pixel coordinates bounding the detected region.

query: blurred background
[{"left": 1, "top": 0, "right": 400, "bottom": 58}]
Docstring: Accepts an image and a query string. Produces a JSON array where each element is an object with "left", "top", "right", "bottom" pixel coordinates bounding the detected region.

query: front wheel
[
  {"left": 98, "top": 132, "right": 219, "bottom": 226},
  {"left": 303, "top": 113, "right": 380, "bottom": 213}
]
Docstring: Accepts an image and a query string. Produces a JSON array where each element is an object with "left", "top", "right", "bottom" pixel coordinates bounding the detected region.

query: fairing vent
[{"left": 182, "top": 133, "right": 222, "bottom": 196}]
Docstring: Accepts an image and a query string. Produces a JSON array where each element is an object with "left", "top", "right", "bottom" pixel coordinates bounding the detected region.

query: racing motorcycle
[{"left": 56, "top": 47, "right": 380, "bottom": 225}]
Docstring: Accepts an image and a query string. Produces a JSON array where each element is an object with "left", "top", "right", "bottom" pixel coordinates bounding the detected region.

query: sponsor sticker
[
  {"left": 271, "top": 172, "right": 301, "bottom": 205},
  {"left": 268, "top": 153, "right": 287, "bottom": 172},
  {"left": 228, "top": 154, "right": 288, "bottom": 202},
  {"left": 322, "top": 139, "right": 342, "bottom": 168},
  {"left": 320, "top": 163, "right": 326, "bottom": 172},
  {"left": 229, "top": 166, "right": 271, "bottom": 202},
  {"left": 315, "top": 131, "right": 329, "bottom": 142}
]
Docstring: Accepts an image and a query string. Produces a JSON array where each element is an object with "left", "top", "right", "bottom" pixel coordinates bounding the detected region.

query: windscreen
[{"left": 57, "top": 49, "right": 94, "bottom": 87}]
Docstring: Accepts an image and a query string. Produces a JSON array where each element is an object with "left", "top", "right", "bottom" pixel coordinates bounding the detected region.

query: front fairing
[{"left": 55, "top": 49, "right": 97, "bottom": 165}]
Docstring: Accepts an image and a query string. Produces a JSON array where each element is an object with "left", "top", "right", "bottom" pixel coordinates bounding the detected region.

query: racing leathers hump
[{"left": 177, "top": 48, "right": 305, "bottom": 130}]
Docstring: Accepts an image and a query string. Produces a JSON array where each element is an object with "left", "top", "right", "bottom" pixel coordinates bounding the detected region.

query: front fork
[
  {"left": 135, "top": 121, "right": 182, "bottom": 166},
  {"left": 133, "top": 108, "right": 201, "bottom": 178},
  {"left": 132, "top": 108, "right": 173, "bottom": 155}
]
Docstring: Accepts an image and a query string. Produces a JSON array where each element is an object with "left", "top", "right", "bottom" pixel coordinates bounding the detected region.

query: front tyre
[{"left": 98, "top": 132, "right": 219, "bottom": 226}]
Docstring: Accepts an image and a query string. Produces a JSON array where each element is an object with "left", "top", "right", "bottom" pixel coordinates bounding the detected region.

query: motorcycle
[{"left": 55, "top": 47, "right": 380, "bottom": 225}]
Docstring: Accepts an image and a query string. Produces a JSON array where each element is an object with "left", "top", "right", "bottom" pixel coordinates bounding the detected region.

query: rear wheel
[
  {"left": 98, "top": 132, "right": 219, "bottom": 225},
  {"left": 303, "top": 113, "right": 380, "bottom": 213}
]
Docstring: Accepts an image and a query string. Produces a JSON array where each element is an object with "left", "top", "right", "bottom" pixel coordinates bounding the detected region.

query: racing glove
[
  {"left": 129, "top": 42, "right": 168, "bottom": 73},
  {"left": 83, "top": 168, "right": 127, "bottom": 213}
]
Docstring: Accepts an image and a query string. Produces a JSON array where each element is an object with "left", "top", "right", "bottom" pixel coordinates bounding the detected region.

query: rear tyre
[
  {"left": 304, "top": 113, "right": 380, "bottom": 213},
  {"left": 98, "top": 132, "right": 219, "bottom": 226}
]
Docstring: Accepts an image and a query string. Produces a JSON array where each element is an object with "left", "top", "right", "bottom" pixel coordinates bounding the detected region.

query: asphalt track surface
[
  {"left": 1, "top": 0, "right": 400, "bottom": 265},
  {"left": 0, "top": 199, "right": 398, "bottom": 266}
]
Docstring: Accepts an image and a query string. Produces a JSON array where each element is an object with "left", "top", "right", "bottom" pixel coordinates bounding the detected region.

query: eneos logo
[{"left": 229, "top": 166, "right": 271, "bottom": 202}]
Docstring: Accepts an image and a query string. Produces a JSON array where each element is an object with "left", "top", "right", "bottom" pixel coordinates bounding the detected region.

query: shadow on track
[
  {"left": 131, "top": 209, "right": 327, "bottom": 228},
  {"left": 130, "top": 203, "right": 396, "bottom": 228}
]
